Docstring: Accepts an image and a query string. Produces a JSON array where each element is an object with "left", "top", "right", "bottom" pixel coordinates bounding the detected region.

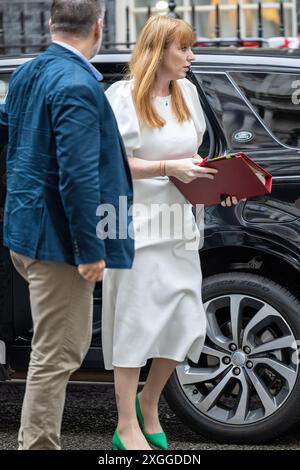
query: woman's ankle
[
  {"left": 117, "top": 419, "right": 140, "bottom": 434},
  {"left": 115, "top": 425, "right": 152, "bottom": 450},
  {"left": 139, "top": 390, "right": 159, "bottom": 413}
]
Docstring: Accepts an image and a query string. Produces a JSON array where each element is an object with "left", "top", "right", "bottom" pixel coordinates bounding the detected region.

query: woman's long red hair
[{"left": 128, "top": 15, "right": 195, "bottom": 128}]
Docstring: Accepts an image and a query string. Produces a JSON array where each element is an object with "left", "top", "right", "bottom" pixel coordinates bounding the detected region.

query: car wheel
[{"left": 164, "top": 272, "right": 300, "bottom": 443}]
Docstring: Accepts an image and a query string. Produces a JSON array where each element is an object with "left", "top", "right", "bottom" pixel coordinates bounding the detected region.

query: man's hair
[{"left": 50, "top": 0, "right": 105, "bottom": 38}]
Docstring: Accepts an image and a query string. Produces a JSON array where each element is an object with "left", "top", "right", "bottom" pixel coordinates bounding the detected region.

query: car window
[
  {"left": 96, "top": 62, "right": 127, "bottom": 92},
  {"left": 0, "top": 74, "right": 10, "bottom": 210},
  {"left": 196, "top": 72, "right": 281, "bottom": 151},
  {"left": 0, "top": 74, "right": 10, "bottom": 103},
  {"left": 100, "top": 72, "right": 124, "bottom": 91},
  {"left": 231, "top": 72, "right": 300, "bottom": 149},
  {"left": 198, "top": 127, "right": 210, "bottom": 158}
]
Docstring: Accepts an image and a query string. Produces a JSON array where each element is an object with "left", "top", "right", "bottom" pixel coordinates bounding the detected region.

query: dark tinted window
[
  {"left": 198, "top": 127, "right": 210, "bottom": 157},
  {"left": 197, "top": 72, "right": 278, "bottom": 150},
  {"left": 93, "top": 62, "right": 127, "bottom": 92},
  {"left": 231, "top": 72, "right": 300, "bottom": 148},
  {"left": 0, "top": 74, "right": 10, "bottom": 211}
]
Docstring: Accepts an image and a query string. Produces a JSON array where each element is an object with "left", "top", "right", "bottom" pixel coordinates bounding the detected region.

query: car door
[{"left": 191, "top": 58, "right": 300, "bottom": 263}]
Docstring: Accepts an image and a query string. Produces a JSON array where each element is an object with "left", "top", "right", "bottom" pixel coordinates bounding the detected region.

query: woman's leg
[
  {"left": 114, "top": 366, "right": 151, "bottom": 450},
  {"left": 138, "top": 358, "right": 178, "bottom": 434}
]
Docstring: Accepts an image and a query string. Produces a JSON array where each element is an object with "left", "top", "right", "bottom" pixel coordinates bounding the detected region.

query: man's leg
[{"left": 10, "top": 251, "right": 95, "bottom": 450}]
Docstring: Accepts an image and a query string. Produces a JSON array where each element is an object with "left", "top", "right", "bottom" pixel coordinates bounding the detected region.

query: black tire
[{"left": 164, "top": 272, "right": 300, "bottom": 443}]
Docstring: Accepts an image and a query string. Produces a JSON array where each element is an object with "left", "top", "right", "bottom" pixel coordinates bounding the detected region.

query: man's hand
[{"left": 78, "top": 260, "right": 106, "bottom": 283}]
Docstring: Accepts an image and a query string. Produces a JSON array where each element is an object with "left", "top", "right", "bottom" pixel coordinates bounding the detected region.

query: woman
[{"left": 102, "top": 15, "right": 238, "bottom": 451}]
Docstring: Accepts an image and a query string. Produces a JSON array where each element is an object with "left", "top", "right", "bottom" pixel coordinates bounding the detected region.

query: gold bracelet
[
  {"left": 159, "top": 160, "right": 164, "bottom": 177},
  {"left": 160, "top": 160, "right": 166, "bottom": 177}
]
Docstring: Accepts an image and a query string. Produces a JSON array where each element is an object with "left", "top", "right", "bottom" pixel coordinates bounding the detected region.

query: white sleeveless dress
[{"left": 101, "top": 78, "right": 207, "bottom": 370}]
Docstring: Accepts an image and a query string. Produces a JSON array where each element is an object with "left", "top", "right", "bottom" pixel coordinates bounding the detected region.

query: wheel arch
[{"left": 200, "top": 241, "right": 300, "bottom": 302}]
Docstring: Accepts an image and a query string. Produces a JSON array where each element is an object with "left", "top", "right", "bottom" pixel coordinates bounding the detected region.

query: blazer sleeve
[
  {"left": 105, "top": 80, "right": 141, "bottom": 157},
  {"left": 0, "top": 103, "right": 8, "bottom": 147},
  {"left": 50, "top": 83, "right": 106, "bottom": 265}
]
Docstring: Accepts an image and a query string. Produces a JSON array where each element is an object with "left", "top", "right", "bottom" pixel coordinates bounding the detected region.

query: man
[{"left": 0, "top": 0, "right": 134, "bottom": 450}]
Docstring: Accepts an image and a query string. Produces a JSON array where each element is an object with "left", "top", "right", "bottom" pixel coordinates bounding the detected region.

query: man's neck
[{"left": 52, "top": 35, "right": 92, "bottom": 59}]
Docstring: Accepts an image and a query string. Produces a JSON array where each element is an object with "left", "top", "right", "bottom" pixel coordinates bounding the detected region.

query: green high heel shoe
[
  {"left": 112, "top": 430, "right": 127, "bottom": 450},
  {"left": 135, "top": 393, "right": 168, "bottom": 450}
]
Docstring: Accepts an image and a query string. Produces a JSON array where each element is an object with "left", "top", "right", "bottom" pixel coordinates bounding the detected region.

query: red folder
[{"left": 170, "top": 152, "right": 272, "bottom": 206}]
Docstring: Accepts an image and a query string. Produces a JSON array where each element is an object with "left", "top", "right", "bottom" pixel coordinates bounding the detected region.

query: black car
[{"left": 1, "top": 48, "right": 300, "bottom": 444}]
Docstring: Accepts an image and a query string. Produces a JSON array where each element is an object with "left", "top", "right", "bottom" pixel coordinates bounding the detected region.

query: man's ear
[
  {"left": 94, "top": 19, "right": 103, "bottom": 40},
  {"left": 97, "top": 19, "right": 103, "bottom": 33},
  {"left": 48, "top": 18, "right": 52, "bottom": 31}
]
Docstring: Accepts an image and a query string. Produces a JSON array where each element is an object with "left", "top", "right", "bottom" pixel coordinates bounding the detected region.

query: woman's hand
[
  {"left": 166, "top": 157, "right": 218, "bottom": 184},
  {"left": 220, "top": 196, "right": 247, "bottom": 207},
  {"left": 221, "top": 196, "right": 238, "bottom": 207}
]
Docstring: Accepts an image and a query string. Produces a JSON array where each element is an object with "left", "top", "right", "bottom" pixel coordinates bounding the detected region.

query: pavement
[{"left": 1, "top": 381, "right": 300, "bottom": 450}]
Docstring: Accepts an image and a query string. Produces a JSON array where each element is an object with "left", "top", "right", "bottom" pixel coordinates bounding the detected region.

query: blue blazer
[{"left": 0, "top": 43, "right": 134, "bottom": 268}]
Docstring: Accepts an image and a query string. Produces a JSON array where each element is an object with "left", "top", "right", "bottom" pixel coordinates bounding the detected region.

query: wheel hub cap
[{"left": 232, "top": 351, "right": 246, "bottom": 367}]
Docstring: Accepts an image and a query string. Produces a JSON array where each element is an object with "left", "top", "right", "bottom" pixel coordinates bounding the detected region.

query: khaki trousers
[{"left": 10, "top": 251, "right": 95, "bottom": 450}]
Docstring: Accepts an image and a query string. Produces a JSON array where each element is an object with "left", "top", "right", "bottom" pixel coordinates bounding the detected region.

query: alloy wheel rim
[{"left": 176, "top": 294, "right": 299, "bottom": 425}]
